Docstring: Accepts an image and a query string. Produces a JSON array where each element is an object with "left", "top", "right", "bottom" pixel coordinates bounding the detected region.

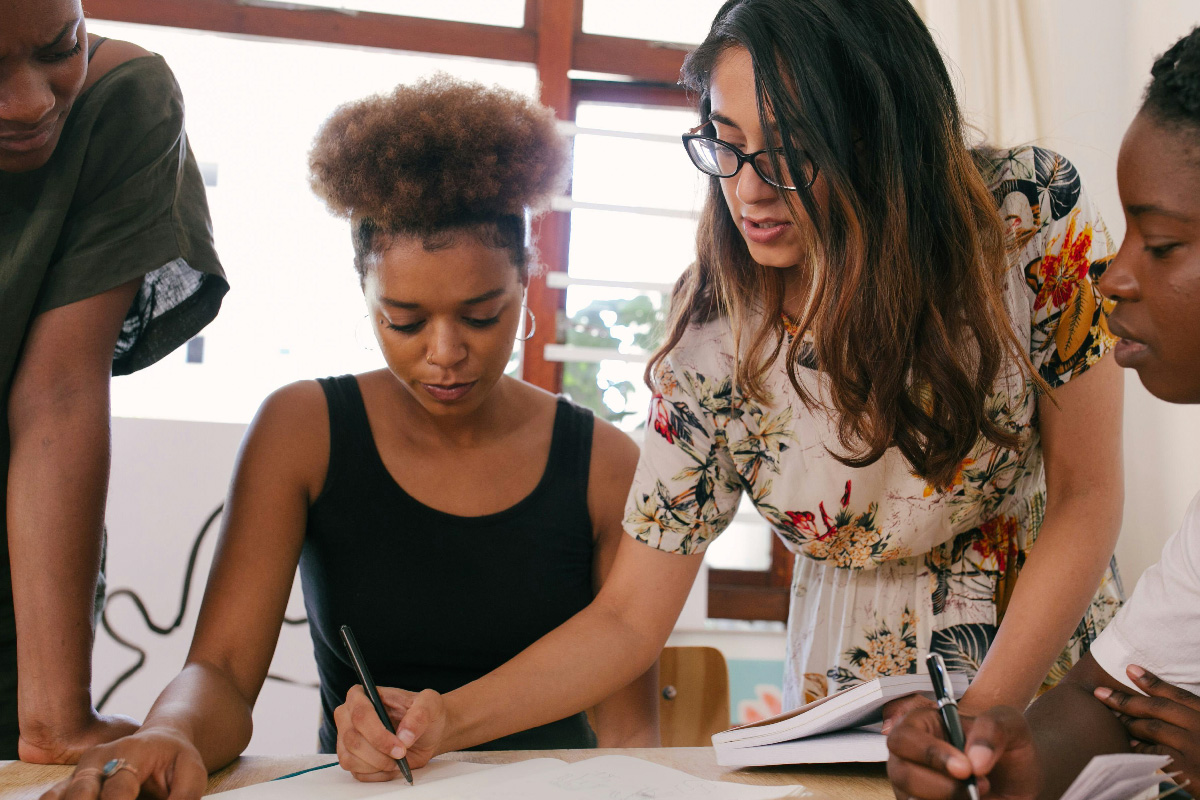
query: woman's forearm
[
  {"left": 439, "top": 536, "right": 704, "bottom": 754},
  {"left": 139, "top": 661, "right": 256, "bottom": 771},
  {"left": 963, "top": 498, "right": 1121, "bottom": 711},
  {"left": 7, "top": 386, "right": 110, "bottom": 740},
  {"left": 442, "top": 600, "right": 664, "bottom": 752}
]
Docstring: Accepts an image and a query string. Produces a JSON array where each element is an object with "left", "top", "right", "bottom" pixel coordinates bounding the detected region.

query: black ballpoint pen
[
  {"left": 340, "top": 624, "right": 414, "bottom": 785},
  {"left": 926, "top": 652, "right": 979, "bottom": 800}
]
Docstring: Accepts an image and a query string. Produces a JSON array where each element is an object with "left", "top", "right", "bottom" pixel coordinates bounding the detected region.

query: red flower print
[
  {"left": 784, "top": 510, "right": 818, "bottom": 537},
  {"left": 1035, "top": 212, "right": 1094, "bottom": 312},
  {"left": 841, "top": 480, "right": 852, "bottom": 508},
  {"left": 649, "top": 394, "right": 677, "bottom": 444},
  {"left": 973, "top": 516, "right": 1019, "bottom": 573},
  {"left": 818, "top": 502, "right": 838, "bottom": 541}
]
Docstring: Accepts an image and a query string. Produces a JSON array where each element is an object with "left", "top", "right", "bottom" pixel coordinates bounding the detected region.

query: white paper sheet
[
  {"left": 1059, "top": 753, "right": 1173, "bottom": 800},
  {"left": 211, "top": 755, "right": 813, "bottom": 800}
]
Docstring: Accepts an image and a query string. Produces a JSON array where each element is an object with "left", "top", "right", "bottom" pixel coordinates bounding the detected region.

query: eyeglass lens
[{"left": 686, "top": 138, "right": 813, "bottom": 189}]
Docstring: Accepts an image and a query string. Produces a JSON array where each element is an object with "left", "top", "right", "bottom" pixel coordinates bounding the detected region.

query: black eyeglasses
[{"left": 682, "top": 124, "right": 818, "bottom": 191}]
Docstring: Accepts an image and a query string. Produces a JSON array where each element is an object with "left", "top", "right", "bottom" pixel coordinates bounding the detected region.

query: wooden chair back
[{"left": 657, "top": 645, "right": 730, "bottom": 747}]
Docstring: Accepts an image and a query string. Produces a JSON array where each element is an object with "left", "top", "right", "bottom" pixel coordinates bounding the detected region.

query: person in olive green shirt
[{"left": 0, "top": 0, "right": 227, "bottom": 761}]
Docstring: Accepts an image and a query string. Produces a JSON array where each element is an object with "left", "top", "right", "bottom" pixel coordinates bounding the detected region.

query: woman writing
[
  {"left": 330, "top": 0, "right": 1124, "bottom": 779},
  {"left": 1, "top": 0, "right": 226, "bottom": 762},
  {"left": 42, "top": 75, "right": 655, "bottom": 800}
]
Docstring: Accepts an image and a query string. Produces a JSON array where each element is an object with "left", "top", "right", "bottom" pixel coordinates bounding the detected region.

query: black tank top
[{"left": 301, "top": 375, "right": 598, "bottom": 753}]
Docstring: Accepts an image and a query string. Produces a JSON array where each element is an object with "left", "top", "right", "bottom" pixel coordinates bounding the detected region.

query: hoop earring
[
  {"left": 355, "top": 314, "right": 378, "bottom": 351},
  {"left": 518, "top": 306, "right": 537, "bottom": 342}
]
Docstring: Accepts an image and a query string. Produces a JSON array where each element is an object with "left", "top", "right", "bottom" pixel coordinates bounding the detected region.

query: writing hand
[
  {"left": 887, "top": 705, "right": 1040, "bottom": 799},
  {"left": 334, "top": 685, "right": 445, "bottom": 781}
]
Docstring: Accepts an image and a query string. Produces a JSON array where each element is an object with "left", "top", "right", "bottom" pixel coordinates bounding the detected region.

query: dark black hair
[{"left": 1144, "top": 26, "right": 1200, "bottom": 129}]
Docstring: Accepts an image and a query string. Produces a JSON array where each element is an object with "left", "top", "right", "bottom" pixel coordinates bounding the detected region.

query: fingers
[
  {"left": 882, "top": 693, "right": 936, "bottom": 735},
  {"left": 1128, "top": 666, "right": 1200, "bottom": 711},
  {"left": 887, "top": 709, "right": 973, "bottom": 780},
  {"left": 97, "top": 768, "right": 141, "bottom": 800},
  {"left": 393, "top": 689, "right": 442, "bottom": 756},
  {"left": 963, "top": 706, "right": 1031, "bottom": 776},
  {"left": 1095, "top": 681, "right": 1200, "bottom": 741},
  {"left": 164, "top": 751, "right": 209, "bottom": 800},
  {"left": 333, "top": 685, "right": 404, "bottom": 781},
  {"left": 1130, "top": 740, "right": 1185, "bottom": 762}
]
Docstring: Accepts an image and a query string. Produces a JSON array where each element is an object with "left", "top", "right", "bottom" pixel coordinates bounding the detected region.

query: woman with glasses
[
  {"left": 0, "top": 0, "right": 226, "bottom": 763},
  {"left": 331, "top": 0, "right": 1123, "bottom": 778}
]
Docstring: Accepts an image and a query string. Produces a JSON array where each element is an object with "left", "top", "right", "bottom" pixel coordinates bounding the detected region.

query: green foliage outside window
[{"left": 561, "top": 294, "right": 664, "bottom": 424}]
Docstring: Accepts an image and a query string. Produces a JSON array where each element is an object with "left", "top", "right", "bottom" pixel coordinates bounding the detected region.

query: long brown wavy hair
[{"left": 649, "top": 0, "right": 1044, "bottom": 490}]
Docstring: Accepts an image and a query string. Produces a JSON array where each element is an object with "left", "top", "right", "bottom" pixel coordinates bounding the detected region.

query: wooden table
[{"left": 0, "top": 748, "right": 891, "bottom": 799}]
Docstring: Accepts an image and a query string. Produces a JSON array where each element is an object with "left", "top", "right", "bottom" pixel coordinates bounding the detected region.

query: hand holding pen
[
  {"left": 927, "top": 652, "right": 980, "bottom": 800},
  {"left": 338, "top": 624, "right": 414, "bottom": 785},
  {"left": 885, "top": 655, "right": 1041, "bottom": 799}
]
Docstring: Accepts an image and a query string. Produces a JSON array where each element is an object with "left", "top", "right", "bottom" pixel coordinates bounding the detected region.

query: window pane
[
  {"left": 572, "top": 133, "right": 704, "bottom": 212},
  {"left": 576, "top": 103, "right": 698, "bottom": 136},
  {"left": 567, "top": 208, "right": 696, "bottom": 285},
  {"left": 87, "top": 20, "right": 536, "bottom": 423},
  {"left": 281, "top": 0, "right": 524, "bottom": 27},
  {"left": 704, "top": 498, "right": 775, "bottom": 571},
  {"left": 582, "top": 0, "right": 729, "bottom": 45}
]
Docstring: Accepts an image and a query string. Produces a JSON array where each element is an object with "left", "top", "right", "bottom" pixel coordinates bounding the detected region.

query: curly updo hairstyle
[
  {"left": 1144, "top": 27, "right": 1200, "bottom": 130},
  {"left": 309, "top": 73, "right": 568, "bottom": 283}
]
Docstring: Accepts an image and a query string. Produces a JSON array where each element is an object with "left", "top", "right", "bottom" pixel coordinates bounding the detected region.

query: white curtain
[{"left": 911, "top": 0, "right": 1053, "bottom": 146}]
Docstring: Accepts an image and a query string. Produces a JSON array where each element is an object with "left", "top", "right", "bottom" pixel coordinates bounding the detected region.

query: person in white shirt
[{"left": 887, "top": 25, "right": 1200, "bottom": 800}]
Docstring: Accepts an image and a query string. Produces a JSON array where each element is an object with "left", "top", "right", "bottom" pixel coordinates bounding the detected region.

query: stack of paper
[
  {"left": 713, "top": 672, "right": 969, "bottom": 766},
  {"left": 218, "top": 755, "right": 815, "bottom": 799},
  {"left": 1059, "top": 753, "right": 1175, "bottom": 800}
]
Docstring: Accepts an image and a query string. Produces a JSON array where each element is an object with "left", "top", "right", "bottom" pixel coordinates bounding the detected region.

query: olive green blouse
[{"left": 0, "top": 54, "right": 227, "bottom": 754}]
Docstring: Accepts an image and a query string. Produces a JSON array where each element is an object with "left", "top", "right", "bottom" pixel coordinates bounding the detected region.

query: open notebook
[
  {"left": 1059, "top": 753, "right": 1183, "bottom": 800},
  {"left": 215, "top": 755, "right": 815, "bottom": 799},
  {"left": 713, "top": 672, "right": 969, "bottom": 766}
]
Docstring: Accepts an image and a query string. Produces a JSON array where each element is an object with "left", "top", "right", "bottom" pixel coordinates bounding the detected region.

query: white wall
[
  {"left": 1039, "top": 0, "right": 1200, "bottom": 588},
  {"left": 924, "top": 0, "right": 1200, "bottom": 588}
]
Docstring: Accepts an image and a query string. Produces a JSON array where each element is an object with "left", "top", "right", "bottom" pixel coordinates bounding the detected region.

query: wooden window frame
[{"left": 86, "top": 0, "right": 792, "bottom": 622}]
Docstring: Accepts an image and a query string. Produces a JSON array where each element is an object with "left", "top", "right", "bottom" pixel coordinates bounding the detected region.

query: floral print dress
[{"left": 624, "top": 147, "right": 1124, "bottom": 709}]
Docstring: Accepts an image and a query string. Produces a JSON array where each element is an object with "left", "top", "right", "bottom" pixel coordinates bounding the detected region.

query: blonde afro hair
[{"left": 309, "top": 73, "right": 568, "bottom": 261}]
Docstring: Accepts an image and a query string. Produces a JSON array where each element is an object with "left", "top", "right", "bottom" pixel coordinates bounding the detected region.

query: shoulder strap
[
  {"left": 314, "top": 375, "right": 377, "bottom": 498},
  {"left": 547, "top": 396, "right": 594, "bottom": 508},
  {"left": 88, "top": 37, "right": 109, "bottom": 62}
]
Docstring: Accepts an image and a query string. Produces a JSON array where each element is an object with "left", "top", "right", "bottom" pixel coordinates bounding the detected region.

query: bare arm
[
  {"left": 1025, "top": 652, "right": 1132, "bottom": 800},
  {"left": 961, "top": 356, "right": 1124, "bottom": 712},
  {"left": 587, "top": 422, "right": 660, "bottom": 748},
  {"left": 8, "top": 279, "right": 141, "bottom": 764},
  {"left": 40, "top": 382, "right": 327, "bottom": 800}
]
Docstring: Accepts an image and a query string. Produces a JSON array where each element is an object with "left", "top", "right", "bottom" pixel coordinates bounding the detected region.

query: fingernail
[
  {"left": 398, "top": 729, "right": 416, "bottom": 747},
  {"left": 967, "top": 744, "right": 992, "bottom": 769},
  {"left": 949, "top": 754, "right": 970, "bottom": 774},
  {"left": 390, "top": 746, "right": 405, "bottom": 759},
  {"left": 1128, "top": 664, "right": 1146, "bottom": 680},
  {"left": 1095, "top": 687, "right": 1112, "bottom": 700},
  {"left": 881, "top": 720, "right": 892, "bottom": 735}
]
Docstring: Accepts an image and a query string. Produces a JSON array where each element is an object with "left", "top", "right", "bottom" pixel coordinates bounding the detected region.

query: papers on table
[
  {"left": 214, "top": 755, "right": 815, "bottom": 799},
  {"left": 715, "top": 729, "right": 889, "bottom": 767}
]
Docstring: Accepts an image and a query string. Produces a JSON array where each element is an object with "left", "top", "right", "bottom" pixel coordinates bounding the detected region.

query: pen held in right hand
[{"left": 927, "top": 653, "right": 981, "bottom": 800}]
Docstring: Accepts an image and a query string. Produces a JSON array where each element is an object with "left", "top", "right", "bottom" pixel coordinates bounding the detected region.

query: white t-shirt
[{"left": 1090, "top": 491, "right": 1200, "bottom": 695}]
